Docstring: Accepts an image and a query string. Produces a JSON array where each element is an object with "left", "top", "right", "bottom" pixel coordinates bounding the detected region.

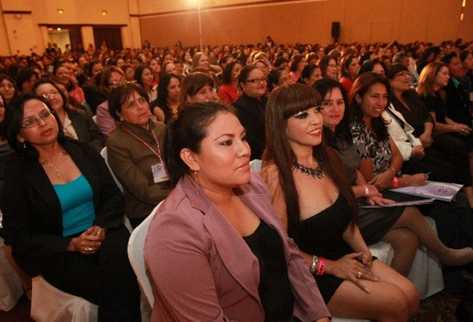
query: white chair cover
[
  {"left": 99, "top": 147, "right": 124, "bottom": 193},
  {"left": 0, "top": 238, "right": 23, "bottom": 312},
  {"left": 128, "top": 202, "right": 162, "bottom": 308},
  {"left": 30, "top": 276, "right": 97, "bottom": 322}
]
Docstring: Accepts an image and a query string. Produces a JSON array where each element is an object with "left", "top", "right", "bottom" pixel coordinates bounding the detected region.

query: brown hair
[
  {"left": 264, "top": 83, "right": 357, "bottom": 238},
  {"left": 417, "top": 62, "right": 448, "bottom": 96}
]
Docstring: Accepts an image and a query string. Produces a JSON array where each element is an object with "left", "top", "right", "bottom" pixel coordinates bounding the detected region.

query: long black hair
[
  {"left": 349, "top": 72, "right": 391, "bottom": 141},
  {"left": 264, "top": 83, "right": 357, "bottom": 238}
]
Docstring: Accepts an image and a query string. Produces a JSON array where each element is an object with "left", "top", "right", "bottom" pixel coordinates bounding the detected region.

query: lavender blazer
[{"left": 144, "top": 173, "right": 330, "bottom": 322}]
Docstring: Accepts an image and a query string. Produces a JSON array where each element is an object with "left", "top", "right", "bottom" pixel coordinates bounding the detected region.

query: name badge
[{"left": 151, "top": 163, "right": 169, "bottom": 183}]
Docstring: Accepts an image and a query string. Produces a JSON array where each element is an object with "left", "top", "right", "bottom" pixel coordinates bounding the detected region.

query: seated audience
[
  {"left": 2, "top": 94, "right": 140, "bottom": 322},
  {"left": 95, "top": 66, "right": 126, "bottom": 136},
  {"left": 180, "top": 72, "right": 219, "bottom": 104},
  {"left": 386, "top": 64, "right": 473, "bottom": 197},
  {"left": 0, "top": 74, "right": 17, "bottom": 104},
  {"left": 319, "top": 55, "right": 339, "bottom": 80},
  {"left": 145, "top": 101, "right": 330, "bottom": 322},
  {"left": 300, "top": 64, "right": 323, "bottom": 87},
  {"left": 135, "top": 65, "right": 158, "bottom": 101},
  {"left": 152, "top": 73, "right": 181, "bottom": 123},
  {"left": 339, "top": 55, "right": 361, "bottom": 93},
  {"left": 349, "top": 72, "right": 473, "bottom": 267},
  {"left": 107, "top": 83, "right": 171, "bottom": 227},
  {"left": 34, "top": 79, "right": 105, "bottom": 151},
  {"left": 261, "top": 83, "right": 419, "bottom": 322},
  {"left": 234, "top": 65, "right": 268, "bottom": 160},
  {"left": 315, "top": 77, "right": 473, "bottom": 274},
  {"left": 218, "top": 61, "right": 242, "bottom": 105}
]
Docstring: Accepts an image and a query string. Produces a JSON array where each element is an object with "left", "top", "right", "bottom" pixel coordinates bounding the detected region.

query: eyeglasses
[
  {"left": 246, "top": 78, "right": 267, "bottom": 84},
  {"left": 21, "top": 109, "right": 52, "bottom": 129}
]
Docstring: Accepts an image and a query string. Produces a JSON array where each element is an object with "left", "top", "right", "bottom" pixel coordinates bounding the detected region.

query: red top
[
  {"left": 218, "top": 84, "right": 240, "bottom": 105},
  {"left": 339, "top": 77, "right": 354, "bottom": 95}
]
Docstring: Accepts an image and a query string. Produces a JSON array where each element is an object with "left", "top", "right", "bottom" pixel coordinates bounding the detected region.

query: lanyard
[{"left": 121, "top": 125, "right": 163, "bottom": 162}]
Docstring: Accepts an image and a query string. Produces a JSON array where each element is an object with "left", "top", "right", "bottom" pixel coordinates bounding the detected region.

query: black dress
[
  {"left": 295, "top": 195, "right": 353, "bottom": 302},
  {"left": 333, "top": 139, "right": 404, "bottom": 245},
  {"left": 244, "top": 221, "right": 294, "bottom": 322}
]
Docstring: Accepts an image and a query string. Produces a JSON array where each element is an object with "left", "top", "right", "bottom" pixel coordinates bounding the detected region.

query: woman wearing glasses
[
  {"left": 233, "top": 65, "right": 268, "bottom": 160},
  {"left": 1, "top": 94, "right": 141, "bottom": 322},
  {"left": 34, "top": 79, "right": 104, "bottom": 152}
]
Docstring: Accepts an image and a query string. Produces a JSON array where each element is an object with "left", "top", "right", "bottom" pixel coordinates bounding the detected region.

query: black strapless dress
[{"left": 295, "top": 195, "right": 353, "bottom": 302}]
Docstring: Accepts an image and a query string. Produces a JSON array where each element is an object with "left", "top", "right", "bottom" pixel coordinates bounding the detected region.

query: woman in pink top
[
  {"left": 145, "top": 101, "right": 330, "bottom": 322},
  {"left": 218, "top": 61, "right": 242, "bottom": 105}
]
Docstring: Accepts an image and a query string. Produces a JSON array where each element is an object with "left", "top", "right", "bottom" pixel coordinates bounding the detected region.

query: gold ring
[{"left": 357, "top": 271, "right": 362, "bottom": 279}]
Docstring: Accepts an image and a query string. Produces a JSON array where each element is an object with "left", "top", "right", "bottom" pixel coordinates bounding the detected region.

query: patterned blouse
[{"left": 350, "top": 120, "right": 392, "bottom": 175}]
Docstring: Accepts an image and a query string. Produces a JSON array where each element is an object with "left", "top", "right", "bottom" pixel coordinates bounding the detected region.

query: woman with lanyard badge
[{"left": 106, "top": 83, "right": 171, "bottom": 228}]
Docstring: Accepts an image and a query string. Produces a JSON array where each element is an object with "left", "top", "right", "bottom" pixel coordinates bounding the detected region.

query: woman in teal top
[
  {"left": 54, "top": 175, "right": 96, "bottom": 237},
  {"left": 2, "top": 93, "right": 141, "bottom": 322}
]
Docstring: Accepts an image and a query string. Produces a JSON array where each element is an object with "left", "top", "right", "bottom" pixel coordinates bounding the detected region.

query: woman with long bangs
[
  {"left": 261, "top": 83, "right": 419, "bottom": 322},
  {"left": 145, "top": 101, "right": 330, "bottom": 322}
]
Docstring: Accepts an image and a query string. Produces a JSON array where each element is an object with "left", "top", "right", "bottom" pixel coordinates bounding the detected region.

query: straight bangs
[{"left": 277, "top": 84, "right": 321, "bottom": 119}]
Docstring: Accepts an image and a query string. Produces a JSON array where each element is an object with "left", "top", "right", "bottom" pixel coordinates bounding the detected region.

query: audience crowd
[{"left": 1, "top": 37, "right": 473, "bottom": 322}]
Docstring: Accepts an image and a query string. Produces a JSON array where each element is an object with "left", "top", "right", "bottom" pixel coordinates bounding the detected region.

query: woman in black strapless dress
[{"left": 261, "top": 84, "right": 419, "bottom": 322}]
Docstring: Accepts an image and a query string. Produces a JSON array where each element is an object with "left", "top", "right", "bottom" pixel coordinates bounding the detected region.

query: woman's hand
[
  {"left": 367, "top": 195, "right": 395, "bottom": 206},
  {"left": 359, "top": 251, "right": 373, "bottom": 268},
  {"left": 67, "top": 226, "right": 106, "bottom": 255},
  {"left": 452, "top": 123, "right": 472, "bottom": 136},
  {"left": 325, "top": 253, "right": 378, "bottom": 293},
  {"left": 363, "top": 184, "right": 382, "bottom": 198},
  {"left": 411, "top": 145, "right": 425, "bottom": 159},
  {"left": 401, "top": 173, "right": 428, "bottom": 186},
  {"left": 369, "top": 170, "right": 394, "bottom": 190}
]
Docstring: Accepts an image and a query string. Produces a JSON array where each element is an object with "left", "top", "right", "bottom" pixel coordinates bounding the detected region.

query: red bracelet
[
  {"left": 392, "top": 176, "right": 400, "bottom": 188},
  {"left": 316, "top": 257, "right": 326, "bottom": 275}
]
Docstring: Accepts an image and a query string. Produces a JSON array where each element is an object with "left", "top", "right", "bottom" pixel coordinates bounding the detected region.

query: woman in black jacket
[{"left": 1, "top": 94, "right": 140, "bottom": 322}]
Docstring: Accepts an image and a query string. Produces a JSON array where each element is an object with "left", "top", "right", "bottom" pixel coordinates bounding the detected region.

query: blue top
[{"left": 53, "top": 175, "right": 96, "bottom": 237}]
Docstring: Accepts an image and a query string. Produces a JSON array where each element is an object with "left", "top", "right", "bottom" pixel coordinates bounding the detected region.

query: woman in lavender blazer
[{"left": 144, "top": 102, "right": 330, "bottom": 322}]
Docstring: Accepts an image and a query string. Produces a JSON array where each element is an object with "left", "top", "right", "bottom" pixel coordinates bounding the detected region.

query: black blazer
[
  {"left": 234, "top": 94, "right": 267, "bottom": 160},
  {"left": 67, "top": 109, "right": 105, "bottom": 152},
  {"left": 2, "top": 139, "right": 124, "bottom": 276}
]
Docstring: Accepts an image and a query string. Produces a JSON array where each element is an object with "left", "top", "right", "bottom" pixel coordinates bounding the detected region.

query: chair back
[
  {"left": 100, "top": 147, "right": 124, "bottom": 193},
  {"left": 127, "top": 202, "right": 162, "bottom": 307}
]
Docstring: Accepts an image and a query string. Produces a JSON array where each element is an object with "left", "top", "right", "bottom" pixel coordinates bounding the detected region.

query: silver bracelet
[{"left": 310, "top": 255, "right": 319, "bottom": 274}]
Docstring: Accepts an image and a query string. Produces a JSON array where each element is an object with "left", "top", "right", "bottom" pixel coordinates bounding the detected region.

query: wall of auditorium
[
  {"left": 0, "top": 0, "right": 140, "bottom": 55},
  {"left": 139, "top": 0, "right": 473, "bottom": 46}
]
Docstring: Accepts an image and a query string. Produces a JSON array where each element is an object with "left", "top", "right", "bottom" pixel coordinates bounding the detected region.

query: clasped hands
[{"left": 68, "top": 226, "right": 106, "bottom": 255}]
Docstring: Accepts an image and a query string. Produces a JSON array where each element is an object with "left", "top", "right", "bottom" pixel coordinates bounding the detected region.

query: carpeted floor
[{"left": 0, "top": 286, "right": 470, "bottom": 322}]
